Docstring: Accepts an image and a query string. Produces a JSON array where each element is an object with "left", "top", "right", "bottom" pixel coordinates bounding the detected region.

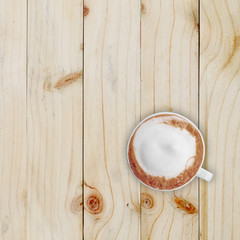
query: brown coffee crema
[{"left": 128, "top": 114, "right": 204, "bottom": 190}]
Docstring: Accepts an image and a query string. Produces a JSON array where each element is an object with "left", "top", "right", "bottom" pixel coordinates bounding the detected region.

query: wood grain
[
  {"left": 0, "top": 0, "right": 27, "bottom": 239},
  {"left": 200, "top": 0, "right": 240, "bottom": 239},
  {"left": 2, "top": 0, "right": 240, "bottom": 238},
  {"left": 83, "top": 0, "right": 141, "bottom": 239},
  {"left": 141, "top": 0, "right": 199, "bottom": 239},
  {"left": 27, "top": 0, "right": 83, "bottom": 239}
]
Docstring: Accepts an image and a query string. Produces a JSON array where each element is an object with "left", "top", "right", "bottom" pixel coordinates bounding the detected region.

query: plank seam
[
  {"left": 26, "top": 0, "right": 29, "bottom": 239},
  {"left": 198, "top": 0, "right": 200, "bottom": 239},
  {"left": 82, "top": 0, "right": 85, "bottom": 239},
  {"left": 140, "top": 0, "right": 142, "bottom": 239}
]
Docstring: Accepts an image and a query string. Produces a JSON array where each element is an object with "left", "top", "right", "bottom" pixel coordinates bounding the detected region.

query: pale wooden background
[{"left": 0, "top": 0, "right": 240, "bottom": 239}]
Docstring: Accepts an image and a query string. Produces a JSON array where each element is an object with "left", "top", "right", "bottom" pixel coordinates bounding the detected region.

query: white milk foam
[{"left": 133, "top": 116, "right": 196, "bottom": 179}]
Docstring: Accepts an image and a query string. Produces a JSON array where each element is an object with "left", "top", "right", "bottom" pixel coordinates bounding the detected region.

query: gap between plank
[
  {"left": 26, "top": 0, "right": 29, "bottom": 238},
  {"left": 82, "top": 0, "right": 85, "bottom": 239},
  {"left": 197, "top": 0, "right": 201, "bottom": 239},
  {"left": 140, "top": 0, "right": 142, "bottom": 240}
]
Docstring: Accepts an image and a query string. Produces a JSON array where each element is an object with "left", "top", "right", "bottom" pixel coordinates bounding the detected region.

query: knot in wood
[
  {"left": 174, "top": 197, "right": 197, "bottom": 214},
  {"left": 86, "top": 195, "right": 103, "bottom": 214},
  {"left": 54, "top": 71, "right": 82, "bottom": 89},
  {"left": 141, "top": 193, "right": 153, "bottom": 209},
  {"left": 84, "top": 182, "right": 103, "bottom": 215},
  {"left": 71, "top": 195, "right": 83, "bottom": 214},
  {"left": 84, "top": 5, "right": 89, "bottom": 17}
]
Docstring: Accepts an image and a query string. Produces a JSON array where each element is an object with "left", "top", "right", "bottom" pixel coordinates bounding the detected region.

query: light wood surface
[
  {"left": 1, "top": 0, "right": 240, "bottom": 239},
  {"left": 0, "top": 0, "right": 27, "bottom": 239},
  {"left": 84, "top": 0, "right": 140, "bottom": 239},
  {"left": 141, "top": 0, "right": 199, "bottom": 239},
  {"left": 200, "top": 0, "right": 240, "bottom": 239},
  {"left": 27, "top": 0, "right": 83, "bottom": 239}
]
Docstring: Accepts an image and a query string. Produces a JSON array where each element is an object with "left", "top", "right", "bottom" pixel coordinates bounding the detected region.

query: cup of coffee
[{"left": 127, "top": 112, "right": 213, "bottom": 191}]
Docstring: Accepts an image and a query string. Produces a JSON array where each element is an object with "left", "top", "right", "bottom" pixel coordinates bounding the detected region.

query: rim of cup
[{"left": 126, "top": 111, "right": 206, "bottom": 191}]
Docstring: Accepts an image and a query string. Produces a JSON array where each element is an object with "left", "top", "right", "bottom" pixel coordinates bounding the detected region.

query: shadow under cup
[{"left": 127, "top": 112, "right": 213, "bottom": 191}]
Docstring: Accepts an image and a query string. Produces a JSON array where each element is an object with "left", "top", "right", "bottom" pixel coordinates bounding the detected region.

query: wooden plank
[
  {"left": 200, "top": 0, "right": 240, "bottom": 239},
  {"left": 0, "top": 0, "right": 27, "bottom": 239},
  {"left": 83, "top": 0, "right": 141, "bottom": 239},
  {"left": 27, "top": 0, "right": 83, "bottom": 239},
  {"left": 141, "top": 0, "right": 199, "bottom": 239}
]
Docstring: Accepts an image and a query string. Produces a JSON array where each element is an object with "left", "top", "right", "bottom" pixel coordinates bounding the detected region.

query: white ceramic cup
[{"left": 127, "top": 112, "right": 213, "bottom": 191}]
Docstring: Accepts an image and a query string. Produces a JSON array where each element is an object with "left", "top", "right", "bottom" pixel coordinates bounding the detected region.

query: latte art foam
[
  {"left": 128, "top": 114, "right": 204, "bottom": 190},
  {"left": 133, "top": 117, "right": 196, "bottom": 179}
]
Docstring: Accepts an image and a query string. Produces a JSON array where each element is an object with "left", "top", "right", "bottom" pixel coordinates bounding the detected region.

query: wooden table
[{"left": 1, "top": 0, "right": 239, "bottom": 239}]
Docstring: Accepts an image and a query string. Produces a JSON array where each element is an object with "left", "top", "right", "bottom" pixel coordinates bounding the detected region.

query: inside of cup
[{"left": 127, "top": 112, "right": 204, "bottom": 191}]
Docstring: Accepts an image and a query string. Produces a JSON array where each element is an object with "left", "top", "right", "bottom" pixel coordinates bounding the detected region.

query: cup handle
[{"left": 196, "top": 168, "right": 213, "bottom": 182}]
